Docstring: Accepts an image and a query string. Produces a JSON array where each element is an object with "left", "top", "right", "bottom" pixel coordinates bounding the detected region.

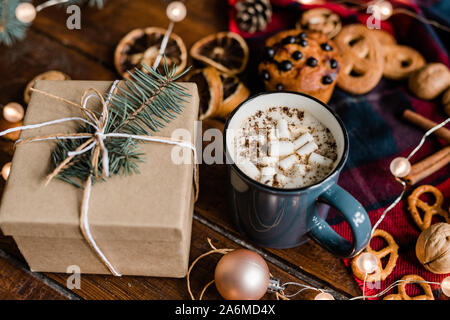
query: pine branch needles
[{"left": 52, "top": 62, "right": 191, "bottom": 188}]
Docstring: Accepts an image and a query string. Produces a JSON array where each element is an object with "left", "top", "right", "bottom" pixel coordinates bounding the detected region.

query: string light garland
[
  {"left": 1, "top": 162, "right": 11, "bottom": 180},
  {"left": 350, "top": 277, "right": 450, "bottom": 300},
  {"left": 152, "top": 1, "right": 187, "bottom": 70},
  {"left": 2, "top": 102, "right": 24, "bottom": 123},
  {"left": 353, "top": 115, "right": 450, "bottom": 299}
]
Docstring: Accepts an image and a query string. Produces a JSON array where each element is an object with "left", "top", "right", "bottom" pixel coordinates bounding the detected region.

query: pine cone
[{"left": 235, "top": 0, "right": 272, "bottom": 34}]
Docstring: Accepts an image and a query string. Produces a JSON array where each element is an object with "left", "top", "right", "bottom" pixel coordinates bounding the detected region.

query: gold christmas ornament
[
  {"left": 214, "top": 249, "right": 270, "bottom": 300},
  {"left": 416, "top": 223, "right": 450, "bottom": 274}
]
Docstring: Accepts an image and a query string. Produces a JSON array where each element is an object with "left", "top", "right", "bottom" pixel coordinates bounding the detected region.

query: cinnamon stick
[
  {"left": 402, "top": 110, "right": 450, "bottom": 143},
  {"left": 404, "top": 146, "right": 450, "bottom": 185}
]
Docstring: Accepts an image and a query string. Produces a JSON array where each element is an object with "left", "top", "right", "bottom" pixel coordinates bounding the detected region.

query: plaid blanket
[{"left": 228, "top": 0, "right": 450, "bottom": 299}]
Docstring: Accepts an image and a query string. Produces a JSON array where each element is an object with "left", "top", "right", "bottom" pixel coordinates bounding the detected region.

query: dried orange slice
[
  {"left": 24, "top": 70, "right": 71, "bottom": 104},
  {"left": 114, "top": 27, "right": 187, "bottom": 78},
  {"left": 190, "top": 32, "right": 249, "bottom": 75},
  {"left": 186, "top": 67, "right": 223, "bottom": 120},
  {"left": 219, "top": 74, "right": 250, "bottom": 118}
]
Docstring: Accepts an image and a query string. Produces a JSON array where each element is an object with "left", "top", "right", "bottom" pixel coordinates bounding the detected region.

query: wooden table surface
[{"left": 0, "top": 0, "right": 362, "bottom": 300}]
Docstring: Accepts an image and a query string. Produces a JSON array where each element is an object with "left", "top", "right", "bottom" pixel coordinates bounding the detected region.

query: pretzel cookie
[
  {"left": 297, "top": 8, "right": 342, "bottom": 39},
  {"left": 383, "top": 274, "right": 434, "bottom": 300},
  {"left": 408, "top": 185, "right": 450, "bottom": 231},
  {"left": 351, "top": 229, "right": 399, "bottom": 282},
  {"left": 334, "top": 24, "right": 384, "bottom": 94},
  {"left": 382, "top": 45, "right": 425, "bottom": 80},
  {"left": 370, "top": 29, "right": 396, "bottom": 46}
]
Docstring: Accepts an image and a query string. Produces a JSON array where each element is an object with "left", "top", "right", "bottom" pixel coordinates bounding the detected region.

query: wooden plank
[
  {"left": 31, "top": 0, "right": 230, "bottom": 69},
  {"left": 0, "top": 250, "right": 69, "bottom": 300},
  {"left": 0, "top": 29, "right": 115, "bottom": 106},
  {"left": 43, "top": 221, "right": 326, "bottom": 300}
]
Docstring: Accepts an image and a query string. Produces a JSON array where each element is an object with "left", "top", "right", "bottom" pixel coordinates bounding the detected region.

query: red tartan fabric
[{"left": 332, "top": 180, "right": 450, "bottom": 300}]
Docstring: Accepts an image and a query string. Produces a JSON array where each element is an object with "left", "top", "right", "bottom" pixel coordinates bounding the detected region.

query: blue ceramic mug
[{"left": 223, "top": 92, "right": 371, "bottom": 258}]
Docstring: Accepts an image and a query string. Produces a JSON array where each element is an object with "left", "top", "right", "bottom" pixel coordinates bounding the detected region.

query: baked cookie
[
  {"left": 351, "top": 229, "right": 399, "bottom": 282},
  {"left": 407, "top": 185, "right": 450, "bottom": 231},
  {"left": 334, "top": 24, "right": 384, "bottom": 94},
  {"left": 370, "top": 29, "right": 396, "bottom": 46},
  {"left": 297, "top": 8, "right": 341, "bottom": 39},
  {"left": 382, "top": 45, "right": 425, "bottom": 80},
  {"left": 258, "top": 29, "right": 341, "bottom": 103},
  {"left": 383, "top": 275, "right": 434, "bottom": 300},
  {"left": 409, "top": 63, "right": 450, "bottom": 100}
]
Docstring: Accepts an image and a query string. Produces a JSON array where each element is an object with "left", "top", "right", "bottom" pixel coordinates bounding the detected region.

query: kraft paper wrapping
[{"left": 0, "top": 80, "right": 199, "bottom": 277}]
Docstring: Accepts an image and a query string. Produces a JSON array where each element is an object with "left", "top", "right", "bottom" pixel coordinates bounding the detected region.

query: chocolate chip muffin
[{"left": 258, "top": 29, "right": 341, "bottom": 103}]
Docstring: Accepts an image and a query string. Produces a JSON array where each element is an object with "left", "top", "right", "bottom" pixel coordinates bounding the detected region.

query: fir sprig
[
  {"left": 51, "top": 61, "right": 191, "bottom": 188},
  {"left": 0, "top": 0, "right": 30, "bottom": 46}
]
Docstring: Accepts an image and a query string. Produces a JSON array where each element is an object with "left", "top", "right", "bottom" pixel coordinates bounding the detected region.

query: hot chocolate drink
[{"left": 233, "top": 106, "right": 337, "bottom": 188}]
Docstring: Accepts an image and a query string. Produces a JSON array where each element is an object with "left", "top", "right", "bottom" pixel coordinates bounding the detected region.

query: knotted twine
[{"left": 0, "top": 81, "right": 199, "bottom": 276}]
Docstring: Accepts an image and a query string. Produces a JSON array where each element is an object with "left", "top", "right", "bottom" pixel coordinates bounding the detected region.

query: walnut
[
  {"left": 408, "top": 63, "right": 450, "bottom": 100},
  {"left": 416, "top": 223, "right": 450, "bottom": 274}
]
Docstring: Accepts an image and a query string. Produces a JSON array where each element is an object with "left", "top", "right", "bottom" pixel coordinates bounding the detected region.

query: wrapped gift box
[{"left": 0, "top": 80, "right": 199, "bottom": 277}]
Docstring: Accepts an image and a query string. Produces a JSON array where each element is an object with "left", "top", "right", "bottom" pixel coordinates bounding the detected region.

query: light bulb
[
  {"left": 3, "top": 102, "right": 24, "bottom": 123},
  {"left": 356, "top": 252, "right": 378, "bottom": 274},
  {"left": 390, "top": 157, "right": 411, "bottom": 178},
  {"left": 166, "top": 1, "right": 187, "bottom": 22},
  {"left": 375, "top": 1, "right": 393, "bottom": 21},
  {"left": 15, "top": 2, "right": 37, "bottom": 24},
  {"left": 314, "top": 292, "right": 335, "bottom": 300},
  {"left": 441, "top": 277, "right": 450, "bottom": 298},
  {"left": 2, "top": 162, "right": 11, "bottom": 180}
]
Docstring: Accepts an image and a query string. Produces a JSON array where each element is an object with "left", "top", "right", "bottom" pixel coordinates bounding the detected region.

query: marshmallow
[
  {"left": 276, "top": 119, "right": 290, "bottom": 140},
  {"left": 259, "top": 156, "right": 278, "bottom": 166},
  {"left": 293, "top": 163, "right": 306, "bottom": 175},
  {"left": 269, "top": 141, "right": 294, "bottom": 157},
  {"left": 309, "top": 152, "right": 334, "bottom": 167},
  {"left": 275, "top": 173, "right": 288, "bottom": 185},
  {"left": 290, "top": 126, "right": 305, "bottom": 138},
  {"left": 293, "top": 133, "right": 314, "bottom": 150},
  {"left": 279, "top": 155, "right": 297, "bottom": 171},
  {"left": 261, "top": 176, "right": 273, "bottom": 186},
  {"left": 239, "top": 159, "right": 260, "bottom": 180},
  {"left": 261, "top": 166, "right": 276, "bottom": 176},
  {"left": 248, "top": 134, "right": 266, "bottom": 144},
  {"left": 268, "top": 127, "right": 278, "bottom": 141},
  {"left": 296, "top": 141, "right": 318, "bottom": 156}
]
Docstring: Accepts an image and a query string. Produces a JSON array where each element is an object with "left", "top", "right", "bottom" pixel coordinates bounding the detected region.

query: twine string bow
[{"left": 0, "top": 81, "right": 199, "bottom": 276}]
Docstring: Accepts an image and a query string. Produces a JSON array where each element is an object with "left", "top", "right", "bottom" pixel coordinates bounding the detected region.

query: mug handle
[{"left": 308, "top": 184, "right": 371, "bottom": 258}]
